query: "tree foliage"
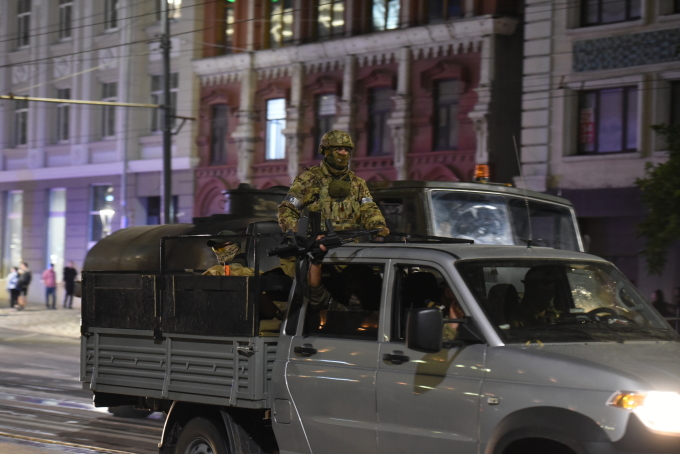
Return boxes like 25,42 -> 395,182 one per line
636,124 -> 680,275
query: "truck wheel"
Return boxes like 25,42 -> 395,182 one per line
175,417 -> 228,454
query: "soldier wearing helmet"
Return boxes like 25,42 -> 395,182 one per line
278,130 -> 389,236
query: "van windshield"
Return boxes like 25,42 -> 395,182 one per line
456,260 -> 678,344
430,191 -> 580,251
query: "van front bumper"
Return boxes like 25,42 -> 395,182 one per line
583,415 -> 680,454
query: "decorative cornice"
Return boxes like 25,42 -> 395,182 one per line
193,16 -> 518,83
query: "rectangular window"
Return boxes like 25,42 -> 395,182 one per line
4,191 -> 23,276
223,3 -> 235,54
17,0 -> 31,47
145,196 -> 178,225
316,94 -> 336,156
101,82 -> 117,138
56,88 -> 70,142
581,0 -> 641,26
578,86 -> 638,154
266,98 -> 287,160
368,87 -> 392,156
210,104 -> 229,165
372,0 -> 399,31
14,99 -> 28,146
269,0 -> 294,48
427,0 -> 462,23
318,0 -> 345,39
104,0 -> 118,29
304,263 -> 384,340
58,0 -> 72,39
46,188 -> 66,281
150,73 -> 178,132
672,81 -> 680,125
434,79 -> 459,150
89,185 -> 114,245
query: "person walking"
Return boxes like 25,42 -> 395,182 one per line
17,262 -> 31,310
63,261 -> 78,309
42,264 -> 57,310
6,266 -> 19,308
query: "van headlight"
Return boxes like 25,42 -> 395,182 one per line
608,391 -> 680,435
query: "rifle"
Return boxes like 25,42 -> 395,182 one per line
268,211 -> 381,261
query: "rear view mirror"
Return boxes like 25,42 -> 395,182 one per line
406,307 -> 443,353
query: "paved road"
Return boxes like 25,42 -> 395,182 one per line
0,304 -> 164,453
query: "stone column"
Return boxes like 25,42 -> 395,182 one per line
468,36 -> 494,166
334,55 -> 356,138
73,0 -> 94,166
387,47 -> 412,180
284,62 -> 305,183
28,0 -> 49,168
232,56 -> 257,184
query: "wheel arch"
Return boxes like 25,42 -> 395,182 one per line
484,406 -> 611,454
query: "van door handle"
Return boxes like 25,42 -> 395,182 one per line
383,351 -> 409,365
294,344 -> 317,357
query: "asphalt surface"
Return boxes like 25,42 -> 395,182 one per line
0,302 -> 164,454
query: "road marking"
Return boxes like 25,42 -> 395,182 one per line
0,431 -> 136,454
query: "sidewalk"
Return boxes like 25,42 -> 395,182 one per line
0,302 -> 80,339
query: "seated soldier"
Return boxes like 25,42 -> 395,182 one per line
511,265 -> 562,327
203,230 -> 254,276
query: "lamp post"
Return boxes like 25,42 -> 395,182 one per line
99,209 -> 115,238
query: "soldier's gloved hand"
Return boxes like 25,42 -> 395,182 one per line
202,265 -> 226,276
310,237 -> 328,265
377,227 -> 390,237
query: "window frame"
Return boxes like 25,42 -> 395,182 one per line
150,73 -> 178,133
301,262 -> 386,341
17,0 -> 31,48
433,79 -> 460,151
101,82 -> 117,138
56,88 -> 70,142
46,188 -> 66,281
210,104 -> 229,165
317,0 -> 345,39
576,85 -> 638,155
371,0 -> 400,32
580,0 -> 641,27
223,2 -> 235,54
315,93 -> 337,156
14,99 -> 29,147
426,0 -> 463,23
104,0 -> 118,30
58,0 -> 73,40
368,87 -> 393,156
265,98 -> 287,160
268,0 -> 294,49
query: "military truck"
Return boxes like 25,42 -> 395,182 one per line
80,222 -> 680,454
369,180 -> 583,251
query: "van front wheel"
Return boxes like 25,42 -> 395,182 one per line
175,417 -> 228,454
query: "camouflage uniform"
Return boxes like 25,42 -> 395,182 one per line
278,130 -> 387,233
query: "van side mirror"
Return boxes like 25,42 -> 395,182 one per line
406,307 -> 443,353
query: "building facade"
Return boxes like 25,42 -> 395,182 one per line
0,0 -> 202,303
520,0 -> 680,295
192,0 -> 524,217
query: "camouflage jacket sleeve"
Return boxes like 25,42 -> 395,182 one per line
278,173 -> 311,232
357,180 -> 387,230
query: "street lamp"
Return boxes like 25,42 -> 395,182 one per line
99,209 -> 115,238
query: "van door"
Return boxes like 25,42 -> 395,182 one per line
285,262 -> 386,454
376,263 -> 485,454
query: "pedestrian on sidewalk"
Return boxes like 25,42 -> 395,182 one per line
17,262 -> 31,310
5,266 -> 19,308
63,261 -> 78,309
42,264 -> 57,310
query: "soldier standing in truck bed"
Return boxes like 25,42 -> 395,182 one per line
278,130 -> 390,236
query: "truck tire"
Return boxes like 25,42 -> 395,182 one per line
175,417 -> 228,454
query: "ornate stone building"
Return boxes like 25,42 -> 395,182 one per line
192,0 -> 523,217
519,0 -> 680,295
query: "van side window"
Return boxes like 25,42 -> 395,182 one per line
392,265 -> 464,342
303,263 -> 384,341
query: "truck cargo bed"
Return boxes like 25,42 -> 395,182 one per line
81,329 -> 278,409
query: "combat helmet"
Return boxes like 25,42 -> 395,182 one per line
319,130 -> 354,156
